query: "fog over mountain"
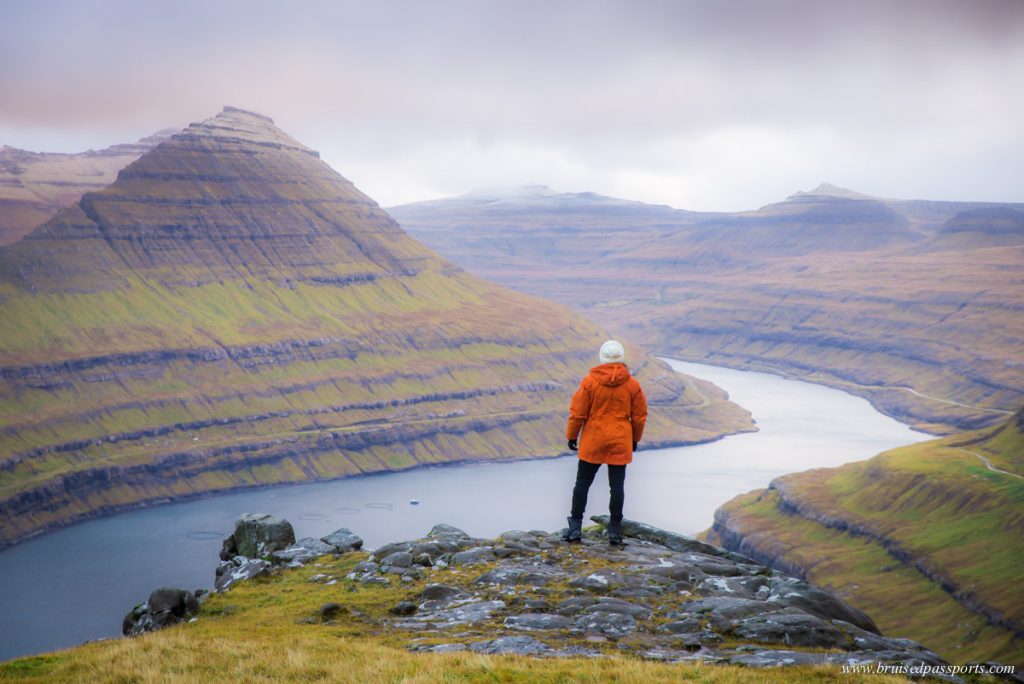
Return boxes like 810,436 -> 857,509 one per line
1,0 -> 1022,211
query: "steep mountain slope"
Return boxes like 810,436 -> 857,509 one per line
0,108 -> 753,548
0,131 -> 172,245
704,410 -> 1024,666
391,185 -> 1024,433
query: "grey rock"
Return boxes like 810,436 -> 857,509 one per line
473,565 -> 561,587
215,556 -> 272,592
583,597 -> 652,620
569,570 -> 627,592
699,574 -> 770,598
413,643 -> 467,653
351,561 -> 379,574
731,610 -> 849,649
402,600 -> 506,627
381,551 -> 414,568
504,613 -> 573,631
767,576 -> 880,634
451,547 -> 496,566
677,596 -> 782,622
427,524 -> 470,539
320,528 -> 363,553
420,583 -> 466,602
556,596 -> 598,616
469,636 -> 550,655
730,649 -> 833,667
271,537 -> 334,566
574,611 -> 637,638
122,587 -> 199,637
219,513 -> 295,560
372,541 -> 413,560
590,515 -> 755,564
147,587 -> 200,617
659,617 -> 703,634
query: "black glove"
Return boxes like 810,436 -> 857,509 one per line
632,441 -> 638,451
568,439 -> 578,451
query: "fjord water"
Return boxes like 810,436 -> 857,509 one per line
0,361 -> 927,661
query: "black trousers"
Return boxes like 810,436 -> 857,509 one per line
570,460 -> 625,522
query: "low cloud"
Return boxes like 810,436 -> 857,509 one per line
1,0 -> 1022,209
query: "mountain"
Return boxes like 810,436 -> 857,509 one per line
390,185 -> 696,275
0,108 -> 753,548
0,130 -> 173,245
0,517 -> 959,681
705,410 -> 1024,666
391,185 -> 1024,433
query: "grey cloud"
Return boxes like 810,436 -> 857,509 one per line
1,0 -> 1021,209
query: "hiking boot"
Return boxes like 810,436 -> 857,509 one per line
608,519 -> 625,546
563,516 -> 582,543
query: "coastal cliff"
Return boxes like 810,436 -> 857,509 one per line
705,410 -> 1024,666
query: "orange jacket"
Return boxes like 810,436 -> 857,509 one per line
566,363 -> 648,465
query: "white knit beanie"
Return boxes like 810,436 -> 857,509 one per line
599,340 -> 625,364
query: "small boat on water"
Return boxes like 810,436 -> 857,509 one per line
409,499 -> 420,505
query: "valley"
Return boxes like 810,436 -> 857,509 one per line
0,109 -> 752,549
391,185 -> 1024,434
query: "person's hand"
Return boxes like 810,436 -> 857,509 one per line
632,441 -> 638,451
568,439 -> 578,451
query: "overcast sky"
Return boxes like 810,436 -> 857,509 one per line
1,0 -> 1022,210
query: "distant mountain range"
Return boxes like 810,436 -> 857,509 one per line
390,184 -> 1024,433
0,130 -> 175,246
0,108 -> 752,548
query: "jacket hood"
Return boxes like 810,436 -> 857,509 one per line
590,363 -> 631,387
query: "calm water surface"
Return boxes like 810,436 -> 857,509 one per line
0,360 -> 928,661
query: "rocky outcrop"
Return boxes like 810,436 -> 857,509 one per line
200,516 -> 946,669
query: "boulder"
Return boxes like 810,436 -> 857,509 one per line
122,587 -> 200,637
320,528 -> 363,553
219,513 -> 295,560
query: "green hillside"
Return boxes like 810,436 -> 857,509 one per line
705,410 -> 1024,666
0,108 -> 753,548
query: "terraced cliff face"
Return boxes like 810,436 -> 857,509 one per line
0,131 -> 172,246
704,410 -> 1024,666
391,185 -> 1024,433
0,108 -> 753,548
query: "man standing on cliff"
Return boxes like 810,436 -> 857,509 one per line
563,340 -> 648,546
